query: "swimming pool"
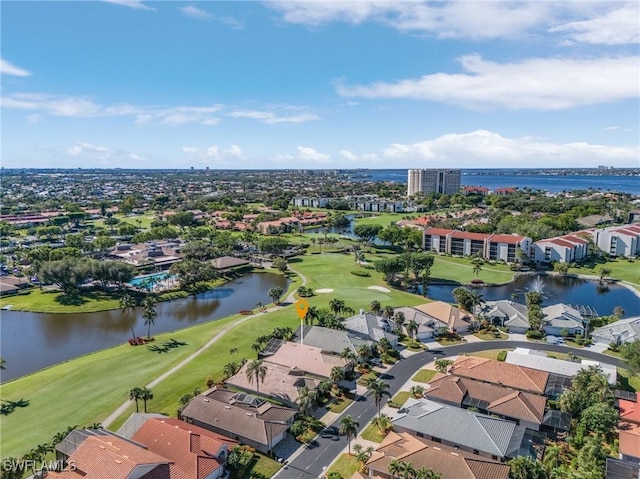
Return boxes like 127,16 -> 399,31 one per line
129,272 -> 175,287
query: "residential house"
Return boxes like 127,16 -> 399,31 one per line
179,388 -> 296,454
477,300 -> 530,334
449,356 -> 549,396
392,306 -> 449,340
412,301 -> 474,334
342,312 -> 399,346
542,304 -> 586,336
618,422 -> 640,463
532,234 -> 589,264
591,316 -> 640,346
425,375 -> 547,430
392,397 -> 545,461
590,223 -> 640,258
618,392 -> 640,426
462,186 -> 490,196
294,325 -> 377,356
361,430 -> 510,479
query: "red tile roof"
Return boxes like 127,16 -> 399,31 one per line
450,230 -> 488,241
424,227 -> 455,237
619,422 -> 640,459
619,393 -> 640,425
132,418 -> 237,479
488,234 -> 526,245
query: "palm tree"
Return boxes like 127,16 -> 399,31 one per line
357,344 -> 371,365
142,296 -> 157,340
339,415 -> 359,455
401,462 -> 416,479
388,459 -> 405,479
329,298 -> 346,318
246,359 -> 267,394
120,293 -> 138,341
600,267 -> 612,281
473,263 -> 482,279
229,347 -> 239,359
140,387 -> 153,412
330,366 -> 345,387
370,300 -> 381,315
382,305 -> 395,320
406,319 -> 419,339
393,311 -> 406,333
377,337 -> 393,356
267,286 -> 284,305
129,387 -> 143,413
372,413 -> 392,434
295,386 -> 317,416
415,466 -> 441,479
368,379 -> 391,417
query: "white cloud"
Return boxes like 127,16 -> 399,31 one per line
297,146 -> 331,163
66,142 -> 147,165
1,93 -> 223,125
182,145 -> 246,162
550,3 -> 639,45
339,149 -> 359,161
1,59 -> 31,77
226,145 -> 243,158
182,146 -> 198,153
229,109 -> 319,124
178,5 -> 212,19
336,55 -> 639,110
68,142 -> 109,156
372,130 -> 639,168
206,146 -> 220,158
102,0 -> 155,11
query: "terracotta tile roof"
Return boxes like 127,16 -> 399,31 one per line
265,341 -> 347,378
424,227 -> 455,236
450,230 -> 489,241
619,422 -> 640,459
450,356 -> 549,395
366,431 -> 510,479
488,234 -> 527,244
132,418 -> 236,479
426,375 -> 546,425
619,393 -> 640,424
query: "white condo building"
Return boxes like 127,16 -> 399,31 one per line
407,169 -> 461,197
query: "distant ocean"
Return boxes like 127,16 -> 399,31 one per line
348,169 -> 640,195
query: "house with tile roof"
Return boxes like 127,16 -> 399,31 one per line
392,398 -> 545,461
413,301 -> 474,334
449,356 -> 549,396
341,312 -> 399,345
477,300 -> 530,334
179,387 -> 296,454
361,430 -> 510,479
542,304 -> 586,336
618,393 -> 640,425
618,422 -> 640,463
425,375 -> 547,430
532,234 -> 589,264
591,223 -> 640,258
591,316 -> 640,346
293,325 -> 377,355
392,306 -> 449,340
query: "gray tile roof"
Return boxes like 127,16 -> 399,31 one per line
294,325 -> 373,354
591,316 -> 640,344
342,313 -> 398,343
543,304 -> 584,329
393,398 -> 526,458
480,301 -> 529,330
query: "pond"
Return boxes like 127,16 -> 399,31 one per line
425,275 -> 640,318
0,272 -> 290,381
304,214 -> 390,245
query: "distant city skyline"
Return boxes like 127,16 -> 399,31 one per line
1,1 -> 638,169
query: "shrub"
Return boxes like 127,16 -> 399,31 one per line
526,330 -> 543,339
497,351 -> 507,361
350,270 -> 371,277
328,473 -> 343,479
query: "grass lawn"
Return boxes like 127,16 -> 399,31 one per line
412,369 -> 437,383
470,349 -> 513,360
390,391 -> 412,408
357,370 -> 379,386
618,368 -> 640,392
360,423 -> 386,443
89,214 -> 156,231
430,256 -> 515,285
327,396 -> 353,414
250,453 -> 282,478
354,213 -> 421,228
473,331 -> 509,341
567,257 -> 640,291
327,453 -> 360,479
437,337 -> 466,346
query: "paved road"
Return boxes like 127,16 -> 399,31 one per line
275,341 -> 626,479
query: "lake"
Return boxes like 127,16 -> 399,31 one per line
0,272 -> 290,382
425,275 -> 640,318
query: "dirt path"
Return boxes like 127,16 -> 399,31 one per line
102,267 -> 307,429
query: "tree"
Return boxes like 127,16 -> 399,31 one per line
169,259 -> 217,297
508,456 -> 546,479
435,359 -> 453,373
599,267 -> 612,280
140,387 -> 153,412
415,466 -> 441,479
621,340 -> 640,376
374,257 -> 405,283
525,291 -> 543,308
372,413 -> 393,434
368,379 -> 391,417
472,262 -> 482,279
129,387 -> 143,413
295,386 -> 317,416
259,237 -> 290,255
353,224 -> 383,245
304,305 -> 320,326
120,293 -> 138,341
370,300 -> 381,315
452,287 -> 475,312
229,347 -> 239,359
400,462 -> 416,479
268,286 -> 284,305
559,365 -> 613,417
388,459 -> 404,479
330,366 -> 345,387
39,257 -> 91,296
393,312 -> 406,333
272,257 -> 288,273
580,402 -> 619,435
406,319 -> 419,339
329,298 -> 346,318
246,359 -> 267,394
168,211 -> 195,231
408,252 -> 434,282
141,296 -> 158,340
613,305 -> 625,319
339,415 -> 359,455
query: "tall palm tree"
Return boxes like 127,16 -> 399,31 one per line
246,359 -> 267,394
129,387 -> 143,413
329,298 -> 345,318
388,459 -> 405,479
415,466 -> 441,479
295,386 -> 317,416
393,312 -> 406,333
473,263 -> 482,279
267,287 -> 284,305
401,461 -> 416,479
370,300 -> 381,315
339,415 -> 359,455
406,319 -> 419,339
142,296 -> 157,340
372,413 -> 392,434
368,379 -> 391,417
383,305 -> 395,320
304,306 -> 319,326
140,387 -> 153,413
330,366 -> 345,387
229,347 -> 239,359
120,293 -> 137,341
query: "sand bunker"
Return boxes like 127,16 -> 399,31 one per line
368,286 -> 391,293
315,288 -> 335,293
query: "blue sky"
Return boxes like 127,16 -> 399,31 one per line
1,1 -> 638,169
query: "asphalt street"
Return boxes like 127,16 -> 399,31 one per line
274,341 -> 626,479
